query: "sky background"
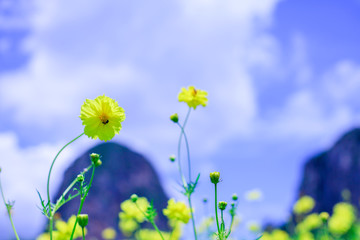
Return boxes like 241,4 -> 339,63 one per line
1,0 -> 360,239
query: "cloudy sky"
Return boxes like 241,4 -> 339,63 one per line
1,0 -> 360,238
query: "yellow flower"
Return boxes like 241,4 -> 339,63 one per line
135,228 -> 172,240
80,95 -> 125,141
163,198 -> 191,224
244,189 -> 263,202
102,227 -> 117,240
271,229 -> 290,240
118,197 -> 150,236
178,86 -> 208,109
119,219 -> 138,236
247,221 -> 260,233
296,213 -> 322,233
36,215 -> 84,240
293,196 -> 315,215
328,202 -> 356,236
119,197 -> 149,222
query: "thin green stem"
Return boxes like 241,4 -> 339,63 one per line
69,165 -> 96,240
176,108 -> 191,187
150,220 -> 165,240
82,227 -> 86,240
47,132 -> 84,240
0,174 -> 20,240
220,210 -> 225,230
53,164 -> 92,213
187,195 -> 198,240
176,123 -> 192,183
134,203 -> 165,240
226,214 -> 235,238
214,184 -> 220,234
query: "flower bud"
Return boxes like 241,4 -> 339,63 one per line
210,172 -> 220,184
320,212 -> 329,221
131,194 -> 138,203
77,214 -> 88,228
94,159 -> 102,167
218,201 -> 228,210
203,198 -> 208,203
169,155 -> 176,162
90,153 -> 100,164
0,167 -> 2,173
232,194 -> 238,201
77,174 -> 84,182
170,113 -> 179,123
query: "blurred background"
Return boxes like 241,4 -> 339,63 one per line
1,0 -> 360,239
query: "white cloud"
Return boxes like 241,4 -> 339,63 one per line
0,132 -> 80,238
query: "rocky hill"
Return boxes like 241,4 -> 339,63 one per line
53,142 -> 169,239
298,128 -> 360,213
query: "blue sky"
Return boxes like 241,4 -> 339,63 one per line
1,0 -> 360,238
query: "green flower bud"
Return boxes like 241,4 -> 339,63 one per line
232,194 -> 238,201
320,212 -> 329,222
94,159 -> 102,167
210,172 -> 220,184
77,174 -> 84,182
131,194 -> 138,203
90,153 -> 100,164
169,155 -> 176,162
203,198 -> 208,203
170,113 -> 179,123
77,214 -> 88,228
218,201 -> 228,210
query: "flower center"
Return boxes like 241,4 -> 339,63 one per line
99,113 -> 109,125
191,88 -> 197,96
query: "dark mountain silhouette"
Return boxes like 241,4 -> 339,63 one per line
53,142 -> 169,239
298,128 -> 360,213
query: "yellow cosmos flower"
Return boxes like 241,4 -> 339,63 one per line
163,198 -> 191,224
80,95 -> 125,141
293,196 -> 315,215
101,227 -> 117,240
178,86 -> 208,109
36,215 -> 84,240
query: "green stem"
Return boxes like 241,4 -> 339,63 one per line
69,165 -> 96,240
176,123 -> 192,183
135,203 -> 165,240
47,132 -> 84,240
82,227 -> 86,240
150,220 -> 165,240
220,210 -> 225,231
214,184 -> 220,234
0,174 -> 20,240
226,213 -> 235,238
187,195 -> 198,240
176,108 -> 191,187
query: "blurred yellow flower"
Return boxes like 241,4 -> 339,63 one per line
80,95 -> 125,141
247,221 -> 260,233
271,229 -> 290,240
135,228 -> 173,240
101,227 -> 117,240
118,197 -> 150,236
163,198 -> 191,224
293,196 -> 315,215
244,189 -> 263,202
36,215 -> 84,240
296,213 -> 322,233
328,202 -> 356,236
178,86 -> 208,109
119,219 -> 138,237
297,231 -> 314,240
